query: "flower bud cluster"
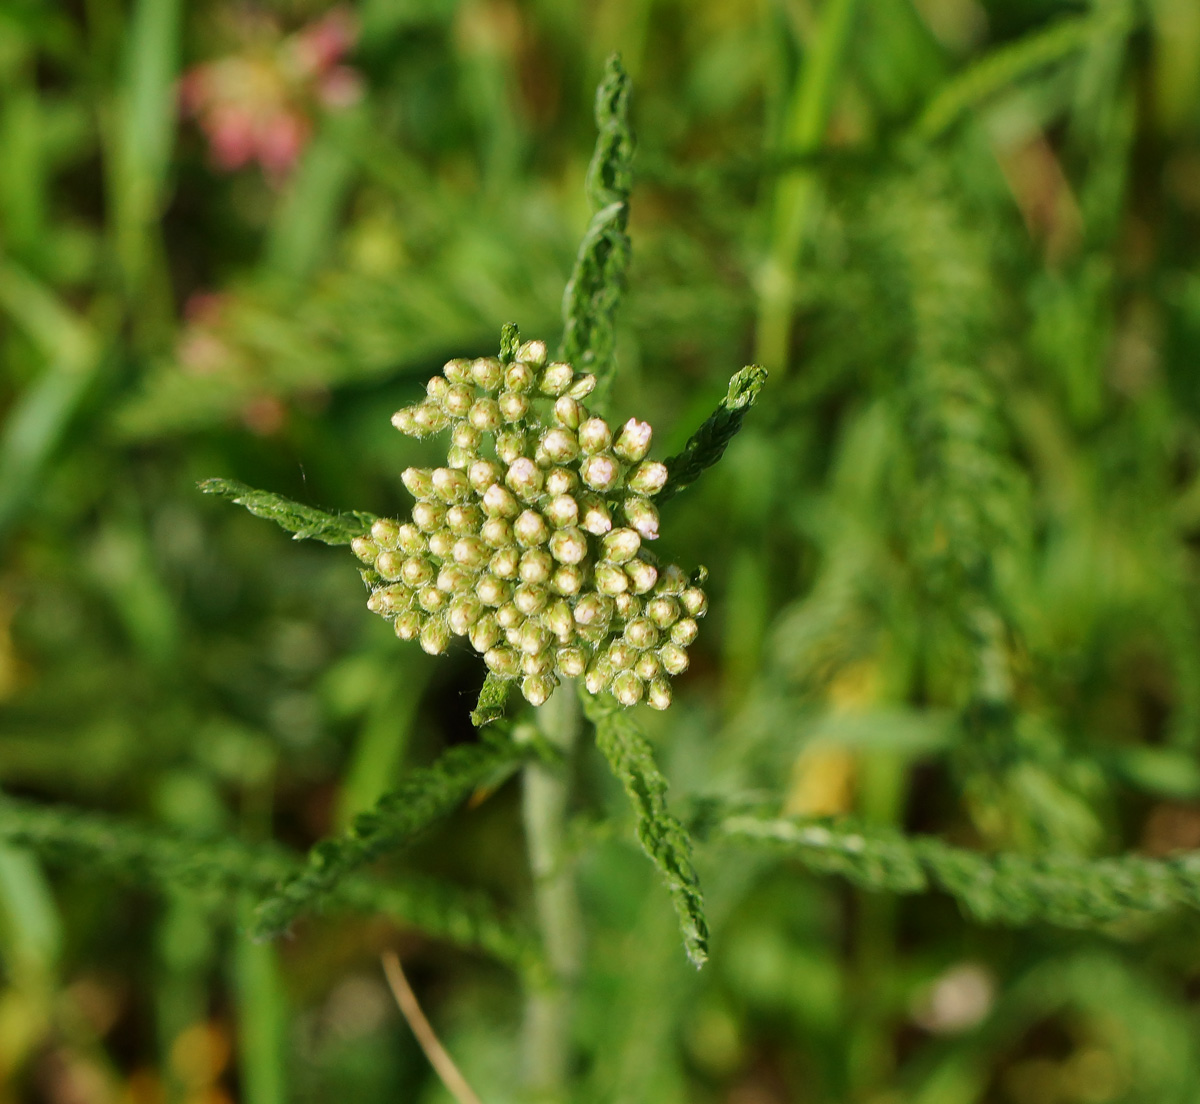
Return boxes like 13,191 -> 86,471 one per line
354,337 -> 706,709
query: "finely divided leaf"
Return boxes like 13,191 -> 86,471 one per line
199,477 -> 375,545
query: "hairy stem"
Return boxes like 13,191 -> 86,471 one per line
521,683 -> 583,1097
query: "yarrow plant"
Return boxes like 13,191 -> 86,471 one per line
351,327 -> 708,711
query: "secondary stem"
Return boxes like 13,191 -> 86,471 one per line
521,681 -> 583,1097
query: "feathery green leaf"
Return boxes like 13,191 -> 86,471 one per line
471,672 -> 513,728
198,477 -> 375,545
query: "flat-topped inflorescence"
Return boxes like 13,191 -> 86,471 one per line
351,334 -> 707,709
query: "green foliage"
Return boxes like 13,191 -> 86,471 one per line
199,478 -> 376,546
471,673 -> 512,728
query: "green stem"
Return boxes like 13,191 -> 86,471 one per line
521,682 -> 583,1097
754,0 -> 860,372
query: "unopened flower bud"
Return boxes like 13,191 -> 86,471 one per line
437,563 -> 473,593
402,467 -> 434,499
671,618 -> 699,646
581,455 -> 620,492
602,528 -> 641,564
447,595 -> 483,635
370,518 -> 401,548
635,652 -> 662,682
482,484 -> 520,518
469,399 -> 502,432
468,460 -> 504,494
657,564 -> 687,595
544,599 -> 575,640
549,527 -> 588,565
595,563 -> 629,596
517,339 -> 547,366
553,396 -> 584,429
443,357 -> 472,384
578,417 -> 612,454
420,620 -> 450,655
544,494 -> 579,528
418,586 -> 447,612
519,549 -> 554,584
579,496 -> 612,534
469,613 -> 501,653
476,574 -> 511,607
499,391 -> 529,422
471,356 -> 502,390
556,646 -> 588,677
539,361 -> 574,395
447,504 -> 482,534
504,361 -> 537,392
412,403 -> 447,434
623,496 -> 659,539
391,407 -> 418,435
489,546 -> 520,579
367,584 -> 407,613
352,536 -> 379,564
446,446 -> 474,470
516,621 -> 550,655
497,602 -> 525,630
659,642 -> 689,675
443,383 -> 474,417
480,517 -> 513,548
485,646 -> 520,677
613,418 -> 653,463
545,467 -> 579,496
452,536 -> 489,569
522,651 -> 553,676
426,376 -> 449,403
506,458 -> 544,500
552,564 -> 584,595
394,610 -> 422,640
584,656 -> 613,695
428,529 -> 455,558
495,429 -> 526,464
541,428 -> 579,463
646,596 -> 681,628
567,374 -> 596,399
574,593 -> 613,626
522,674 -> 557,706
411,501 -> 446,532
625,618 -> 658,649
432,467 -> 469,502
628,461 -> 669,496
681,587 -> 708,617
647,679 -> 672,710
401,557 -> 435,587
514,583 -> 548,616
625,559 -> 659,594
452,423 -> 482,451
375,550 -> 405,580
396,524 -> 425,553
612,670 -> 644,706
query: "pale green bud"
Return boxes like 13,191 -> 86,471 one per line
584,656 -> 613,695
481,517 -> 513,548
499,391 -> 529,422
567,374 -> 596,400
391,407 -> 418,435
628,460 -> 669,496
402,467 -> 434,499
612,670 -> 644,707
411,501 -> 446,532
635,652 -> 662,682
595,563 -> 629,596
432,467 -> 469,503
519,549 -> 554,584
469,399 -> 502,432
625,559 -> 659,594
447,446 -> 474,470
602,528 -> 641,564
447,595 -> 483,635
671,618 -> 699,646
552,564 -> 584,596
468,460 -> 504,494
427,529 -> 456,559
469,613 -> 501,653
370,518 -> 401,548
447,504 -> 482,535
659,642 -> 689,675
476,574 -> 511,607
646,596 -> 681,628
489,546 -> 520,579
608,641 -> 637,671
539,362 -> 574,396
522,674 -> 556,706
437,563 -> 473,593
471,356 -> 503,390
544,599 -> 575,640
657,564 -> 688,595
541,428 -> 579,464
506,458 -> 544,500
418,586 -> 447,613
452,423 -> 482,451
412,403 -> 447,434
549,527 -> 588,565
556,646 -> 588,678
581,455 -> 620,493
484,646 -> 520,677
514,583 -> 548,617
578,417 -> 612,454
517,621 -> 550,656
545,467 -> 579,496
504,361 -> 537,392
394,610 -> 422,640
375,550 -> 405,581
625,618 -> 659,649
522,651 -> 554,676
352,536 -> 379,564
452,536 -> 489,569
443,358 -> 472,384
514,510 -> 549,547
579,496 -> 612,535
573,593 -> 613,627
544,494 -> 579,528
367,584 -> 408,613
613,418 -> 653,463
681,587 -> 708,617
443,383 -> 474,417
482,484 -> 520,518
517,339 -> 547,367
420,620 -> 450,655
553,396 -> 584,429
426,376 -> 449,403
496,601 -> 524,630
395,524 -> 425,554
401,556 -> 435,588
647,679 -> 672,710
495,429 -> 526,465
623,496 -> 660,540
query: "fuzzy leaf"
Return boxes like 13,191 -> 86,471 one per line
199,477 -> 375,545
471,673 -> 513,728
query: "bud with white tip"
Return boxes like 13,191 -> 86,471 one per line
625,559 -> 659,594
612,670 -> 644,706
522,674 -> 557,706
578,418 -> 613,454
420,620 -> 450,655
539,362 -> 574,395
517,339 -> 547,366
613,419 -> 653,463
549,527 -> 588,565
628,461 -> 669,496
402,467 -> 434,499
471,357 -> 503,390
352,537 -> 379,564
519,549 -> 554,584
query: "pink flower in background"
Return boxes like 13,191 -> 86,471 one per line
180,7 -> 363,182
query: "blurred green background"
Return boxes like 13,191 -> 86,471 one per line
4,0 -> 1200,1100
